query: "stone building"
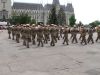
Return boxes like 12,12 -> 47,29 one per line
0,0 -> 74,25
0,0 -> 11,21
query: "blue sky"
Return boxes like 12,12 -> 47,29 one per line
13,0 -> 100,24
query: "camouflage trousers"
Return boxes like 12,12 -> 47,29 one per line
12,33 -> 15,40
32,35 -> 36,45
44,34 -> 50,43
63,37 -> 69,45
50,36 -> 56,46
26,38 -> 31,48
37,38 -> 43,47
56,34 -> 60,40
96,35 -> 100,42
87,35 -> 94,44
72,35 -> 78,43
8,33 -> 11,39
16,34 -> 20,43
81,36 -> 87,45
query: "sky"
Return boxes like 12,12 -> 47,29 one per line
13,0 -> 100,24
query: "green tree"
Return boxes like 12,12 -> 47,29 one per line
89,20 -> 100,27
30,19 -> 36,24
69,14 -> 76,27
57,8 -> 66,25
48,5 -> 58,25
9,13 -> 31,25
9,15 -> 19,25
19,13 -> 31,24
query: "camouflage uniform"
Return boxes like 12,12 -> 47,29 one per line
63,27 -> 69,45
7,26 -> 11,39
70,28 -> 74,39
55,28 -> 60,40
96,26 -> 100,42
11,26 -> 16,40
71,27 -> 78,43
14,26 -> 17,42
15,26 -> 21,43
50,27 -> 56,46
31,27 -> 36,45
25,26 -> 31,48
44,27 -> 50,44
22,27 -> 26,46
37,27 -> 44,47
87,28 -> 94,44
80,27 -> 87,45
60,27 -> 63,38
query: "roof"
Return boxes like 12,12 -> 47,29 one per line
12,2 -> 74,12
60,5 -> 66,10
66,3 -> 74,12
52,0 -> 60,5
12,2 -> 44,10
44,4 -> 66,10
44,4 -> 52,10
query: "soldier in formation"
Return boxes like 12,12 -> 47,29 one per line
37,26 -> 44,47
50,25 -> 57,46
7,24 -> 100,48
7,26 -> 12,39
80,26 -> 87,45
31,25 -> 37,45
87,27 -> 94,44
95,26 -> 100,42
70,26 -> 78,43
63,26 -> 69,45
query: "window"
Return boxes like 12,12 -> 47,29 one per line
3,3 -> 5,8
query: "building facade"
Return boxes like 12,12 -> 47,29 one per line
0,0 -> 74,25
0,0 -> 11,21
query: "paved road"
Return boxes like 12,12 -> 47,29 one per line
0,30 -> 100,75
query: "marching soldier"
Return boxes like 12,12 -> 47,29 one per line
44,26 -> 50,44
37,26 -> 44,47
63,26 -> 69,45
96,26 -> 100,42
15,26 -> 21,43
71,26 -> 78,43
60,26 -> 63,38
70,27 -> 74,39
87,27 -> 94,44
79,27 -> 82,40
50,26 -> 57,46
55,26 -> 60,40
22,25 -> 26,46
7,26 -> 12,39
14,26 -> 17,42
11,26 -> 16,40
31,25 -> 36,45
25,25 -> 31,48
80,26 -> 87,45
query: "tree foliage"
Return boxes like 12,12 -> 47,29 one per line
19,13 -> 31,24
69,14 -> 76,27
89,20 -> 100,27
48,5 -> 58,25
9,13 -> 31,25
57,8 -> 66,25
30,19 -> 36,25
